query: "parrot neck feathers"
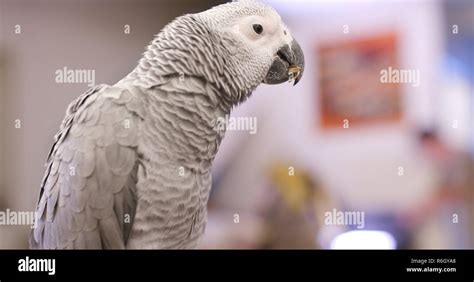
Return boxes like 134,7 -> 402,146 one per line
128,14 -> 260,108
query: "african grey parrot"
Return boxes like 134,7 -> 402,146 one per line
30,0 -> 304,249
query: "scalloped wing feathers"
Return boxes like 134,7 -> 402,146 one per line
30,85 -> 142,249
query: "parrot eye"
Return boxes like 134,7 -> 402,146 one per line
253,24 -> 263,35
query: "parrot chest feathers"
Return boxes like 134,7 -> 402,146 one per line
127,158 -> 212,249
122,82 -> 226,248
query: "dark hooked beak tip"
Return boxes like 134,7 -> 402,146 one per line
264,39 -> 305,86
293,77 -> 301,86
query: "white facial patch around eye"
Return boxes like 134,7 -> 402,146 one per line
234,15 -> 267,40
229,14 -> 285,55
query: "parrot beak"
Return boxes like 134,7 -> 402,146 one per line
263,39 -> 305,86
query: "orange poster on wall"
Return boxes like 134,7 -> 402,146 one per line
318,33 -> 402,128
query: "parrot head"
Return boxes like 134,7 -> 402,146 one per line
195,0 -> 305,89
136,0 -> 305,104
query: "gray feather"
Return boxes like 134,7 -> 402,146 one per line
30,85 -> 141,249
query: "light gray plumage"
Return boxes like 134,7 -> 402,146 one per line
30,0 -> 304,249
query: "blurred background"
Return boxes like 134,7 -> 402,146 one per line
0,0 -> 472,249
